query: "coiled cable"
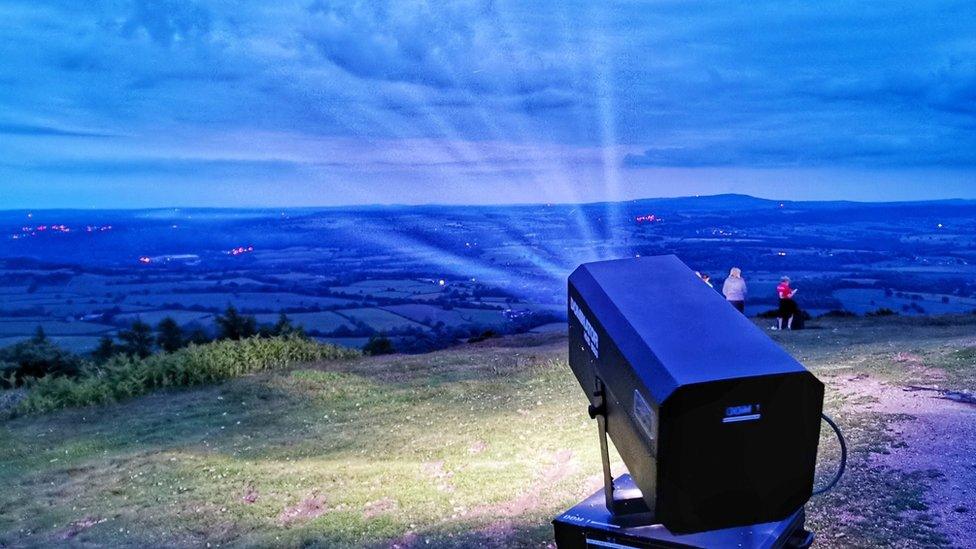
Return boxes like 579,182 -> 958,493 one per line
813,412 -> 847,496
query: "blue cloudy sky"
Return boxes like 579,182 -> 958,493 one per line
1,0 -> 975,208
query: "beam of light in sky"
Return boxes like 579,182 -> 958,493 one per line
346,216 -> 565,295
488,0 -> 603,263
591,4 -> 627,260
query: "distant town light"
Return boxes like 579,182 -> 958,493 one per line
138,256 -> 152,264
937,223 -> 944,229
438,279 -> 446,286
227,245 -> 255,256
777,251 -> 788,256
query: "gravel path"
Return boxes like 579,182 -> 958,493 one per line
844,372 -> 976,548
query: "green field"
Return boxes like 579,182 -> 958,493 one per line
1,317 -> 974,547
380,304 -> 471,326
0,320 -> 115,336
0,335 -> 106,354
123,292 -> 356,311
316,336 -> 372,349
254,312 -> 355,333
834,288 -> 976,315
335,308 -> 428,332
379,304 -> 514,329
331,279 -> 444,298
113,310 -> 216,326
454,308 -> 509,326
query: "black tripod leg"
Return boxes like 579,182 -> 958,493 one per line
588,378 -> 616,513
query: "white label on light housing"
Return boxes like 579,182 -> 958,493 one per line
723,403 -> 762,423
570,297 -> 599,358
632,390 -> 656,441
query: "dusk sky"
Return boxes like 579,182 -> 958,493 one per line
2,0 -> 975,208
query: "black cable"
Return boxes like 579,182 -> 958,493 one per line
813,412 -> 847,496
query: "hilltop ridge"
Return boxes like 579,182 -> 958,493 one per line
1,315 -> 974,547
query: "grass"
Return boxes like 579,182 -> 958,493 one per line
0,317 -> 974,547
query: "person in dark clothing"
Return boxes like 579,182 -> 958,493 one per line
776,276 -> 798,330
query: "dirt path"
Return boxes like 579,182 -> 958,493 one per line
388,450 -> 579,548
840,372 -> 976,548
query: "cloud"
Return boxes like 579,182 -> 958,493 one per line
623,128 -> 976,168
15,157 -> 301,177
302,0 -> 571,95
0,122 -> 115,138
119,0 -> 213,47
1,0 -> 975,206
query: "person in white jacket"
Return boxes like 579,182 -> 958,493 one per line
722,267 -> 748,313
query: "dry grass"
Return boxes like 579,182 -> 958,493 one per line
0,317 -> 973,548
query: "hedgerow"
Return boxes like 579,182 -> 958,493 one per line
15,336 -> 359,415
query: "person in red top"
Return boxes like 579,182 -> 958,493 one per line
777,276 -> 798,330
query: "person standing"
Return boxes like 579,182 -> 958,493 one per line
777,276 -> 798,330
722,267 -> 748,313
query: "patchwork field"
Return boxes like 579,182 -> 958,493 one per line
379,305 -> 508,328
833,288 -> 976,315
0,320 -> 114,336
253,312 -> 356,333
0,269 -> 547,353
1,316 -> 973,548
123,293 -> 356,312
335,308 -> 428,332
113,310 -> 216,326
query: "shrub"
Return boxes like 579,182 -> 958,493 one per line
260,313 -> 305,338
820,310 -> 858,318
757,308 -> 812,321
15,335 -> 360,415
215,305 -> 258,340
156,317 -> 185,353
467,330 -> 497,343
0,335 -> 86,388
92,336 -> 119,364
867,308 -> 898,317
363,335 -> 395,356
118,320 -> 155,358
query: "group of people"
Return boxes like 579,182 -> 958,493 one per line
696,268 -> 800,330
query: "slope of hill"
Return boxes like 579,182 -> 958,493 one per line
1,316 -> 974,548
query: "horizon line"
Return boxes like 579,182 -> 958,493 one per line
2,192 -> 974,213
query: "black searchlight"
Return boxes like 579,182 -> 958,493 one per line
553,255 -> 831,548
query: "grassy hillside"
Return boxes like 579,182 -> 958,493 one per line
1,316 -> 975,548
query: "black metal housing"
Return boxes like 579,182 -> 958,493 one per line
567,255 -> 824,534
